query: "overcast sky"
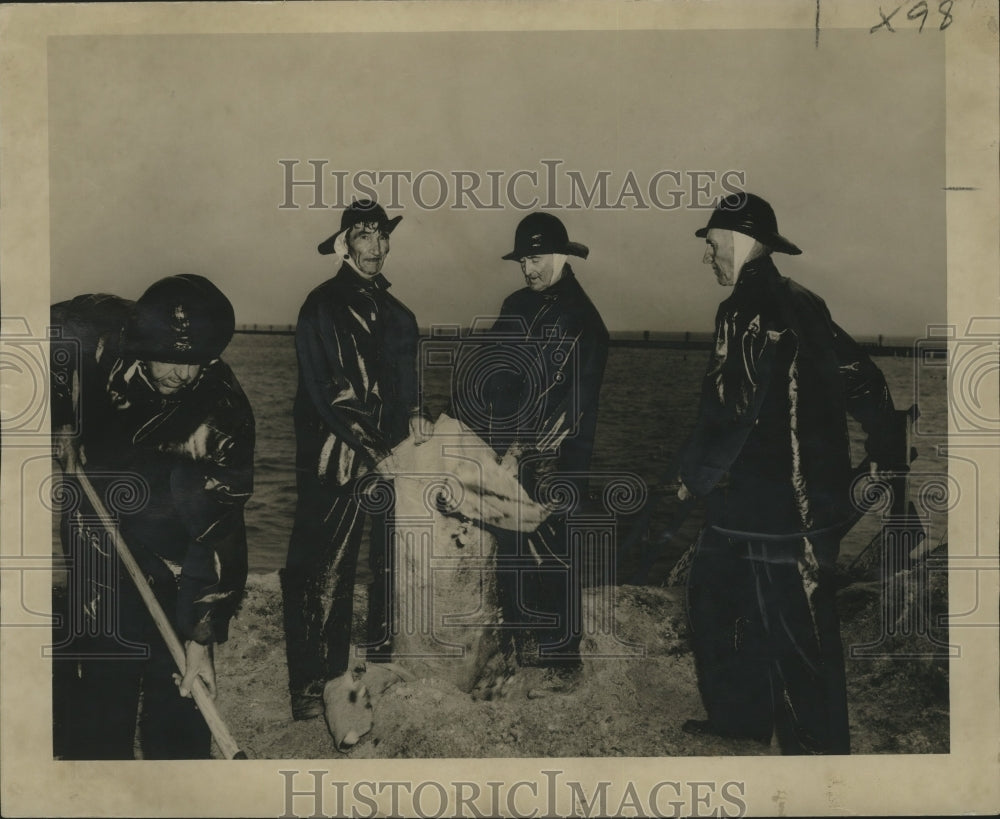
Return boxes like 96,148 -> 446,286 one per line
48,28 -> 944,336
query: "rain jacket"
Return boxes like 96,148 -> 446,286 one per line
50,294 -> 254,644
292,263 -> 419,487
461,265 -> 609,496
679,255 -> 896,537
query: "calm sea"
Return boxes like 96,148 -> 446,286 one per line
223,333 -> 948,575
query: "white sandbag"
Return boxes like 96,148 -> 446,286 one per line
380,414 -> 546,692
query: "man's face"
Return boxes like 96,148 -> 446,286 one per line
703,228 -> 736,286
146,361 -> 202,395
347,222 -> 390,277
520,254 -> 557,291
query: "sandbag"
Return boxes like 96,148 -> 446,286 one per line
381,414 -> 547,692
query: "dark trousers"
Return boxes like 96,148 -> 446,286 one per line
282,476 -> 393,698
686,527 -> 850,755
494,515 -> 582,666
51,565 -> 211,760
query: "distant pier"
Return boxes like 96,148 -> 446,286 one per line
233,325 -> 945,358
235,324 -> 296,335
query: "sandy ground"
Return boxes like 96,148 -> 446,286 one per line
212,549 -> 949,760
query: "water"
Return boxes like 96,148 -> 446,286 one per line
223,333 -> 948,574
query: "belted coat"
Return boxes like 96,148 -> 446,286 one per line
679,255 -> 896,539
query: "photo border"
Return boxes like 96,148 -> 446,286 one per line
1,1 -> 997,816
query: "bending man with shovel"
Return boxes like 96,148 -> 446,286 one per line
51,275 -> 254,759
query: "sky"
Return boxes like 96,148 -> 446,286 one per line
47,28 -> 945,336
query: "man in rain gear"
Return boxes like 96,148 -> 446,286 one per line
454,212 -> 609,691
50,274 -> 254,759
678,192 -> 898,754
282,199 -> 420,748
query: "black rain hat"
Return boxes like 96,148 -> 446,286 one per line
502,212 -> 590,261
695,192 -> 802,255
318,199 -> 402,255
123,274 -> 235,364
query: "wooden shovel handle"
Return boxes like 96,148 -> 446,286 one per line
73,469 -> 246,760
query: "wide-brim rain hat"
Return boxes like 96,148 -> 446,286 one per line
318,198 -> 402,255
502,211 -> 589,261
123,274 -> 235,363
695,192 -> 801,255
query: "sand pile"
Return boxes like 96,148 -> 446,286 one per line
212,548 -> 949,759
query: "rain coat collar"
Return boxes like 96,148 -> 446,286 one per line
731,255 -> 780,298
335,262 -> 392,293
535,264 -> 579,300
